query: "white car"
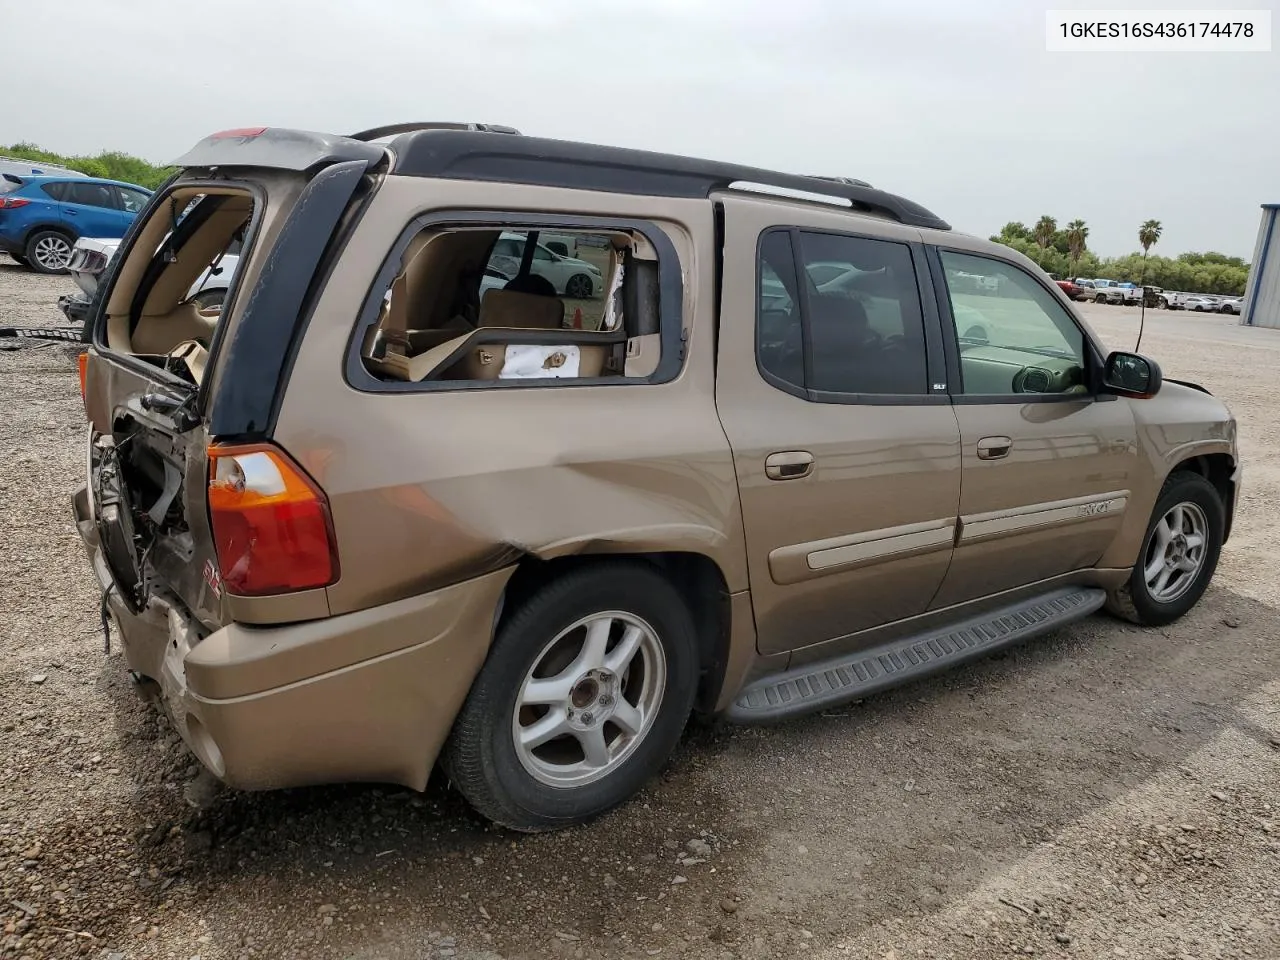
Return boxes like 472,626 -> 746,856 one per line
488,232 -> 604,299
67,236 -> 238,307
1218,296 -> 1244,315
1182,295 -> 1219,312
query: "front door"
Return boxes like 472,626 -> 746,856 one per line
715,198 -> 962,656
927,247 -> 1140,608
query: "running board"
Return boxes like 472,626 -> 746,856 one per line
726,586 -> 1106,724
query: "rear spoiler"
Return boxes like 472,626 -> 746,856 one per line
169,123 -> 521,175
170,127 -> 387,173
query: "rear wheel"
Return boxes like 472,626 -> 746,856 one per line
1158,297 -> 1169,309
25,230 -> 74,274
1106,472 -> 1224,626
565,273 -> 594,299
444,562 -> 699,832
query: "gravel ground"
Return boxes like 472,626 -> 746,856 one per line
1,254 -> 1277,960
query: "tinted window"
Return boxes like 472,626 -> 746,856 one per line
800,232 -> 928,395
757,231 -> 803,389
939,250 -> 1088,396
756,230 -> 930,396
118,187 -> 149,213
40,182 -> 70,201
66,182 -> 118,209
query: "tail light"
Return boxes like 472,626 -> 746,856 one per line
210,127 -> 267,140
0,197 -> 30,209
207,443 -> 339,596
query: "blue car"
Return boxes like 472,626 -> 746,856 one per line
0,175 -> 152,274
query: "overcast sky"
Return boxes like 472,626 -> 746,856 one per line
7,0 -> 1276,258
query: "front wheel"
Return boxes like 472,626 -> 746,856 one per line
444,562 -> 699,832
25,230 -> 74,274
1158,297 -> 1169,309
1106,472 -> 1224,626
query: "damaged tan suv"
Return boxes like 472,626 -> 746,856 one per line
73,122 -> 1240,832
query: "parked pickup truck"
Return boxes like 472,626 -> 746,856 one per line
1092,280 -> 1142,305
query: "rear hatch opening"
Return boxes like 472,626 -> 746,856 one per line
98,184 -> 259,383
84,170 -> 343,637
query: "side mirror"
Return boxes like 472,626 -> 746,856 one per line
1103,351 -> 1162,397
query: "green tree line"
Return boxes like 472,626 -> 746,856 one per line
992,217 -> 1249,296
1,142 -> 173,190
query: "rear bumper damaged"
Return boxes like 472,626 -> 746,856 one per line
73,483 -> 510,791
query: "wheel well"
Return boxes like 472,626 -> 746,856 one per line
498,552 -> 732,714
22,223 -> 77,246
1171,453 -> 1236,541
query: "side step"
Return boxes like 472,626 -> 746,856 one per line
726,586 -> 1106,724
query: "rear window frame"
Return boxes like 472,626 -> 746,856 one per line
90,176 -> 268,403
343,210 -> 687,394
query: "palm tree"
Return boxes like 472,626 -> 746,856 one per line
1033,215 -> 1058,252
1138,219 -> 1162,257
1065,220 -> 1088,278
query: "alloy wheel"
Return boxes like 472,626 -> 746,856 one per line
512,611 -> 667,788
1143,501 -> 1209,603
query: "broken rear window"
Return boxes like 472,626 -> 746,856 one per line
357,224 -> 664,385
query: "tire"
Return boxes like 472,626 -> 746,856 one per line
1105,471 -> 1224,627
444,561 -> 700,832
564,273 -> 594,299
192,288 -> 226,311
24,230 -> 75,274
1158,297 -> 1169,310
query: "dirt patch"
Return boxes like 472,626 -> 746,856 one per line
1,261 -> 1276,959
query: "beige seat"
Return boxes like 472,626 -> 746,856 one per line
366,262 -> 610,383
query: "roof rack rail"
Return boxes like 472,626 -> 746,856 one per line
349,122 -> 521,142
387,131 -> 951,231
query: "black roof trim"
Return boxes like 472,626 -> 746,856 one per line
388,130 -> 950,230
349,121 -> 522,141
171,128 -> 385,173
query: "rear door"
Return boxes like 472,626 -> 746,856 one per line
715,197 -> 962,656
926,246 -> 1140,608
61,181 -> 125,237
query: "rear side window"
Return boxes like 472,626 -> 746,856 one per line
756,229 -> 930,397
354,220 -> 677,389
40,182 -> 70,201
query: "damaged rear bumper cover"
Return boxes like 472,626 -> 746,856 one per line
73,483 -> 510,792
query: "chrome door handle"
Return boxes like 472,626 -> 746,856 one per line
976,436 -> 1012,460
765,451 -> 814,480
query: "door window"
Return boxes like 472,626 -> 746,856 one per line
756,229 -> 930,397
938,250 -> 1088,397
65,182 -> 119,209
